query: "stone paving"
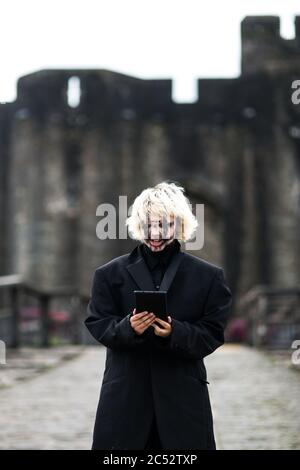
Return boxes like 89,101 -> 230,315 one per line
205,344 -> 300,450
0,346 -> 83,388
0,344 -> 299,450
0,346 -> 99,449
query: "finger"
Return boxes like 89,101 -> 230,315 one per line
151,323 -> 160,332
132,313 -> 155,326
153,317 -> 169,328
150,320 -> 160,329
141,316 -> 156,326
168,316 -> 172,323
152,324 -> 166,336
142,318 -> 155,330
131,312 -> 151,323
132,310 -> 149,318
138,317 -> 157,333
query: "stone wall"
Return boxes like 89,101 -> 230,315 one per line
0,16 -> 300,314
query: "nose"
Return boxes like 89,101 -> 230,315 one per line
150,225 -> 161,240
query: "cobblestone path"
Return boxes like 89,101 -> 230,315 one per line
0,344 -> 299,449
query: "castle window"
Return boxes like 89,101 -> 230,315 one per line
67,76 -> 81,108
172,77 -> 198,103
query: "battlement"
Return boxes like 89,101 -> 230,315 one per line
1,16 -> 299,124
241,16 -> 300,75
11,69 -> 242,125
15,69 -> 173,123
241,16 -> 280,40
242,15 -> 300,40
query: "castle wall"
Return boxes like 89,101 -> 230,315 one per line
1,16 -> 300,307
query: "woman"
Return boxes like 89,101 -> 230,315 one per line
85,181 -> 232,450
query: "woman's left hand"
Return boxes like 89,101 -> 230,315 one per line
151,315 -> 172,337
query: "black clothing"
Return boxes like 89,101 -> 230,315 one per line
85,242 -> 232,450
144,415 -> 163,450
139,239 -> 181,289
140,239 -> 180,449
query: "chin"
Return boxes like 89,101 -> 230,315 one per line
146,238 -> 174,251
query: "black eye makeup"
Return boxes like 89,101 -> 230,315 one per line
147,221 -> 174,228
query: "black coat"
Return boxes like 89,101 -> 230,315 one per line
84,242 -> 232,450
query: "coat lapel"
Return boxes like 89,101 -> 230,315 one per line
126,252 -> 155,291
126,243 -> 184,292
159,251 -> 184,292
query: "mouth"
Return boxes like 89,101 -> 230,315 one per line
149,239 -> 165,248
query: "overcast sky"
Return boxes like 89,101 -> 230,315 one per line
0,0 -> 299,103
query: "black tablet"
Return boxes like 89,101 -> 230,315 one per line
134,290 -> 168,321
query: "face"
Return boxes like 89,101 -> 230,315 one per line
142,213 -> 176,252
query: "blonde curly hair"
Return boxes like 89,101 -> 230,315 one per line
126,181 -> 198,242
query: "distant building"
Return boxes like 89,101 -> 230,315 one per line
0,16 -> 300,320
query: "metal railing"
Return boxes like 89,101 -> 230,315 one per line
0,275 -> 90,348
238,285 -> 300,348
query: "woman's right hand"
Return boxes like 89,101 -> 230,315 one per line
130,308 -> 156,335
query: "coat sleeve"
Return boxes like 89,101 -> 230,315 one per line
152,268 -> 232,360
84,268 -> 150,351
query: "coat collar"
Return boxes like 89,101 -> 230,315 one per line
139,239 -> 179,271
126,239 -> 184,292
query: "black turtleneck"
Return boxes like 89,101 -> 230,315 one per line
139,239 -> 181,290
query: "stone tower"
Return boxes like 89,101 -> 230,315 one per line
0,16 -> 300,317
